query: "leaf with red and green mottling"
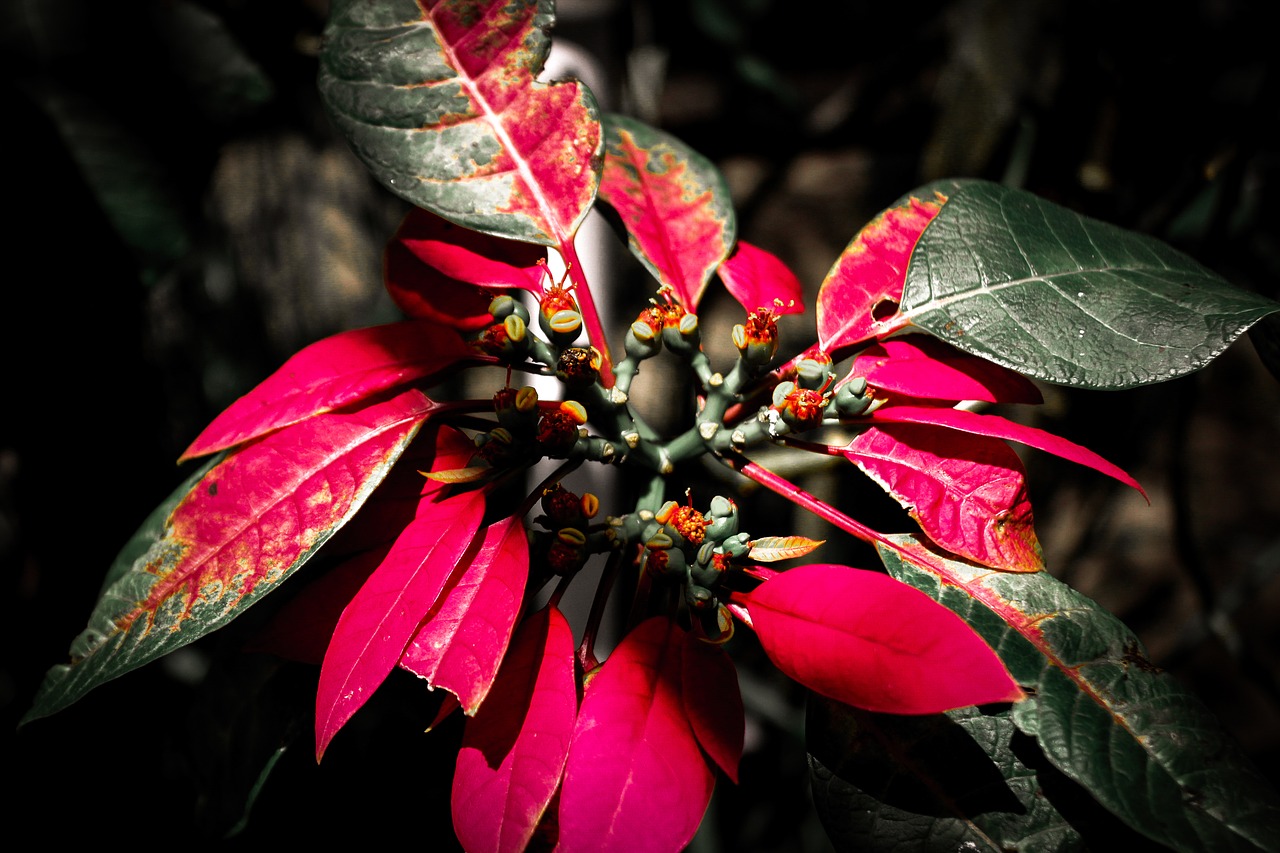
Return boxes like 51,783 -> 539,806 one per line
181,321 -> 468,462
817,188 -> 951,354
850,334 -> 1042,404
558,617 -> 715,853
748,535 -> 825,563
867,405 -> 1145,498
23,390 -> 434,725
878,534 -> 1280,852
319,0 -> 602,247
841,423 -> 1044,572
399,513 -> 529,713
682,633 -> 744,783
597,113 -> 735,311
315,488 -> 485,759
742,564 -> 1022,714
716,240 -> 804,316
247,423 -> 475,665
452,606 -> 577,853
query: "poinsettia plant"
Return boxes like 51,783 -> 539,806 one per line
22,1 -> 1280,850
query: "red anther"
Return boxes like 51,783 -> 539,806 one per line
556,346 -> 602,386
671,505 -> 709,545
541,484 -> 583,526
477,322 -> 510,354
545,539 -> 581,574
492,386 -> 519,412
536,410 -> 579,455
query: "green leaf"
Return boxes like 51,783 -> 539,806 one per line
807,697 -> 1094,852
597,113 -> 736,310
318,0 -> 602,247
877,534 -> 1280,852
901,180 -> 1280,389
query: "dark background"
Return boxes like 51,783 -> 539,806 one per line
3,0 -> 1278,848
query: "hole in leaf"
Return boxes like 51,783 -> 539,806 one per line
870,298 -> 899,322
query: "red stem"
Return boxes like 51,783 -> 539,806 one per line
717,450 -> 891,549
560,239 -> 616,388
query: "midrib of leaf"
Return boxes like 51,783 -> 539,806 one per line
423,2 -> 571,248
942,568 -> 1147,747
115,401 -> 429,638
615,131 -> 688,290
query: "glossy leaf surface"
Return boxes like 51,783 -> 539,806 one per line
716,240 -> 804,316
399,513 -> 529,713
598,113 -> 735,311
558,617 -> 715,852
319,0 -> 602,246
850,334 -> 1042,404
181,321 -> 466,461
315,488 -> 485,758
25,390 -> 434,724
842,424 -> 1044,572
743,564 -> 1023,713
880,534 -> 1280,851
807,698 -> 1090,852
900,180 -> 1280,388
452,607 -> 577,853
817,192 -> 945,353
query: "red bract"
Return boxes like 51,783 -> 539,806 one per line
180,321 -> 468,461
742,564 -> 1023,713
816,193 -> 943,353
315,488 -> 486,759
399,513 -> 530,713
452,607 -> 577,853
557,617 -> 719,853
851,334 -> 1041,404
717,239 -> 806,317
385,208 -> 550,331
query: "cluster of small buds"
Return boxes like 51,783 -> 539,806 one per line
533,483 -> 601,575
623,295 -> 699,361
634,495 -> 745,643
473,386 -> 590,466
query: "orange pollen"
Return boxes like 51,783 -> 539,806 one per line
671,505 -> 708,544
